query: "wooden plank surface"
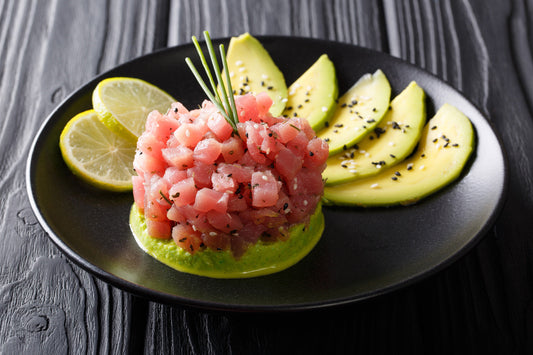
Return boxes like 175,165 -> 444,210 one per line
0,0 -> 531,353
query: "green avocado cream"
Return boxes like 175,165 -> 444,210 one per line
129,204 -> 325,278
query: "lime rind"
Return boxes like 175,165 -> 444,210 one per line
59,110 -> 136,192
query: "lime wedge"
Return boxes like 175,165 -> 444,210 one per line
59,110 -> 137,191
92,77 -> 175,141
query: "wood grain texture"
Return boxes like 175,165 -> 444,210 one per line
0,0 -> 532,354
0,0 -> 166,353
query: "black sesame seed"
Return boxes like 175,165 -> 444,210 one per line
433,138 -> 438,143
341,164 -> 348,168
395,171 -> 401,176
325,121 -> 330,127
267,86 -> 273,90
341,103 -> 347,108
334,123 -> 344,128
390,154 -> 396,158
431,126 -> 437,130
391,176 -> 398,181
343,144 -> 347,150
309,151 -> 314,156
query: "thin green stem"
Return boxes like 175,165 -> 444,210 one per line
191,36 -> 223,106
203,32 -> 233,124
220,44 -> 239,125
185,31 -> 240,133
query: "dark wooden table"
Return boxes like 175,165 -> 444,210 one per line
2,0 -> 532,353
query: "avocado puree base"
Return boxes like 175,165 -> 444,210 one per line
129,203 -> 324,278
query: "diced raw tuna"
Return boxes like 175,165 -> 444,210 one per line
168,177 -> 197,207
132,175 -> 145,210
193,188 -> 229,213
146,219 -> 171,239
271,121 -> 300,143
206,211 -> 243,233
207,112 -> 233,141
163,167 -> 188,185
251,171 -> 280,207
220,136 -> 245,163
187,162 -> 215,188
235,94 -> 259,123
275,147 -> 302,181
172,224 -> 203,254
133,92 -> 329,257
161,146 -> 194,169
211,172 -> 237,193
304,138 -> 329,168
174,122 -> 207,147
286,131 -> 309,159
193,138 -> 221,164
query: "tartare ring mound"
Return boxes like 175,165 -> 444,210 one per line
131,92 -> 328,276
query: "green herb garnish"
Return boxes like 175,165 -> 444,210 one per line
185,31 -> 239,132
289,124 -> 301,132
159,190 -> 172,206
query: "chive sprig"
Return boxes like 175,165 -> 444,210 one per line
185,31 -> 239,132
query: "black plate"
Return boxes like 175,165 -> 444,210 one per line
26,36 -> 507,312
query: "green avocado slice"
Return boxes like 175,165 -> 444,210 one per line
282,54 -> 338,131
322,104 -> 474,206
224,33 -> 288,116
323,81 -> 426,185
317,70 -> 391,155
130,203 -> 324,278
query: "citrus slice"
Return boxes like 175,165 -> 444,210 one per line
92,77 -> 175,141
59,110 -> 137,191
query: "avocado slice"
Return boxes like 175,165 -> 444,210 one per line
323,81 -> 426,185
282,54 -> 338,131
323,104 -> 474,206
224,33 -> 288,116
317,70 -> 391,155
129,203 -> 324,278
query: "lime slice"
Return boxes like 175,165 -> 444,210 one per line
59,110 -> 137,191
92,77 -> 175,141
